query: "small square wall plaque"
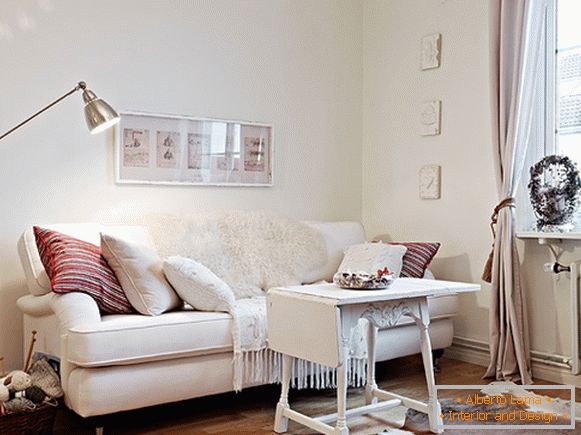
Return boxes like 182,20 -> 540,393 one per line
420,100 -> 441,136
419,165 -> 441,199
421,33 -> 441,70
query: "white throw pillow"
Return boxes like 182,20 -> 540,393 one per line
163,256 -> 235,313
337,243 -> 407,277
101,233 -> 182,316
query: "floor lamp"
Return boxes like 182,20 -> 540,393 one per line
0,81 -> 119,140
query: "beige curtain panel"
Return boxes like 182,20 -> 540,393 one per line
483,0 -> 547,385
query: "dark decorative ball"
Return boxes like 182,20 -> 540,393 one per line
8,385 -> 46,404
24,386 -> 46,404
528,155 -> 581,230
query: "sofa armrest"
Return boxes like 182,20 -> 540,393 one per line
49,293 -> 102,330
17,294 -> 54,317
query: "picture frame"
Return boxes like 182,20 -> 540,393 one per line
115,111 -> 273,187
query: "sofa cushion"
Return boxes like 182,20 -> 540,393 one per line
64,293 -> 458,367
66,309 -> 234,367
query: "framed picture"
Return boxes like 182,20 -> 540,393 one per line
116,112 -> 273,186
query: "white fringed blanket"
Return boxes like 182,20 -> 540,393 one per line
231,296 -> 369,392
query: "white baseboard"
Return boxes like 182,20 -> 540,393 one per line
447,336 -> 581,387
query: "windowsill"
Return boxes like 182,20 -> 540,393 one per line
517,231 -> 581,242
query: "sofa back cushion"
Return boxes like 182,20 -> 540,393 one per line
302,221 -> 366,283
19,219 -> 365,296
146,211 -> 328,298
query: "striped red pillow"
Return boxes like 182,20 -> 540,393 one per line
388,242 -> 440,278
33,226 -> 133,314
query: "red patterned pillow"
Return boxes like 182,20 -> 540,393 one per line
33,227 -> 133,314
387,242 -> 440,278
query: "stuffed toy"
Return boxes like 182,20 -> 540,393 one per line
3,370 -> 32,392
0,383 -> 8,403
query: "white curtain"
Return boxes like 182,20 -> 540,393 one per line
484,0 -> 546,384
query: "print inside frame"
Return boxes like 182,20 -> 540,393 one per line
116,112 -> 273,186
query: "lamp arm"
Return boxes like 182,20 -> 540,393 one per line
0,82 -> 86,141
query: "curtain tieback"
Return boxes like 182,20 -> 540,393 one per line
481,197 -> 516,283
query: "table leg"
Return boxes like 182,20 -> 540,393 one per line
365,322 -> 378,405
416,300 -> 443,434
335,359 -> 349,435
274,354 -> 293,433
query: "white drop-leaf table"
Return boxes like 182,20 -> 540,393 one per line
266,279 -> 480,435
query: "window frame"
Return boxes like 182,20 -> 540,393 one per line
545,0 -> 557,156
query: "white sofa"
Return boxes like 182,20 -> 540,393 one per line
16,221 -> 457,417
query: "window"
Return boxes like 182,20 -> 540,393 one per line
556,0 -> 581,163
517,0 -> 581,231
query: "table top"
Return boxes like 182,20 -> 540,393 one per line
269,278 -> 480,306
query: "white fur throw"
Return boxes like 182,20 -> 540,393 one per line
145,210 -> 327,299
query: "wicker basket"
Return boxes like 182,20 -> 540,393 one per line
0,403 -> 56,435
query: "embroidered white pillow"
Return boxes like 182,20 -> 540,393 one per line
163,256 -> 235,313
337,243 -> 407,277
100,233 -> 182,316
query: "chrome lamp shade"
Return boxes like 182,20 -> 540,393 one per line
83,88 -> 120,134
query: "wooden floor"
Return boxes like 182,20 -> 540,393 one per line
53,356 -> 577,434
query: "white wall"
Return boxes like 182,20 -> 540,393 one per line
3,0 -> 572,379
0,0 -> 363,369
362,0 -> 497,345
362,0 -> 581,375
